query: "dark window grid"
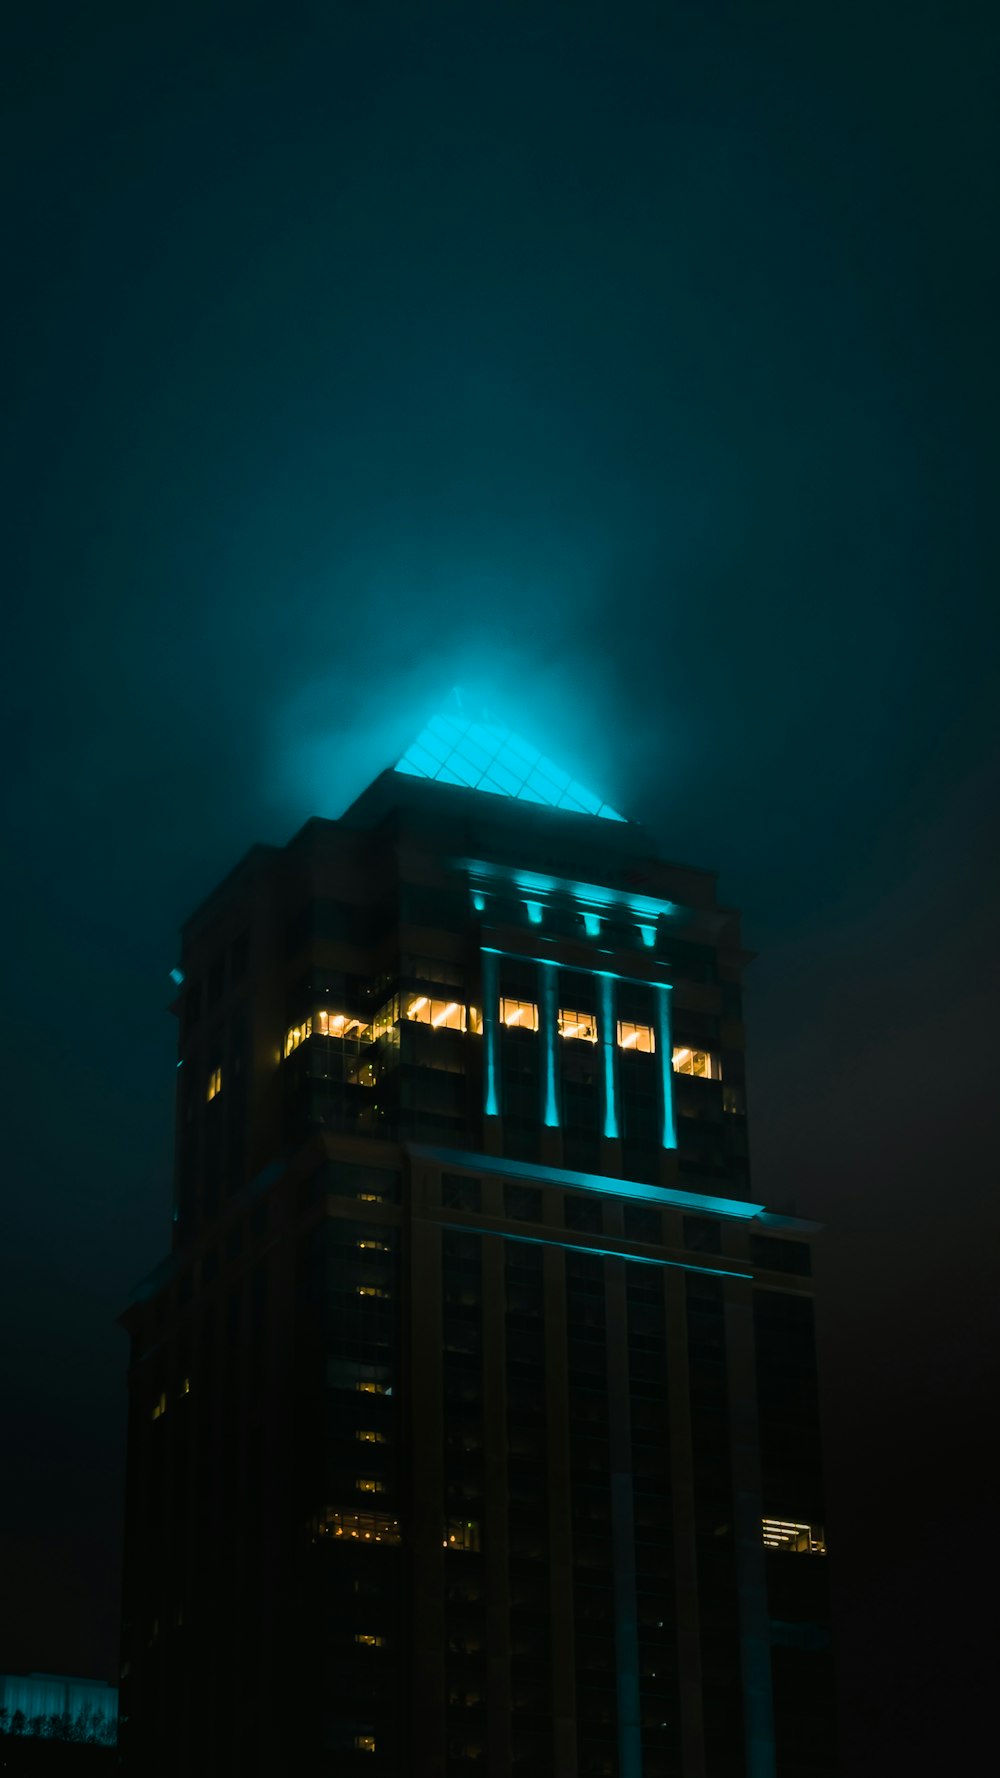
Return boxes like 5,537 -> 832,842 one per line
568,1408 -> 610,1438
504,1303 -> 545,1330
441,1175 -> 482,1211
627,1299 -> 667,1337
564,1194 -> 603,1233
444,1229 -> 483,1260
505,1426 -> 547,1458
505,1325 -> 546,1361
504,1185 -> 544,1222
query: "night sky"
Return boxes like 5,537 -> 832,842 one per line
2,3 -> 997,1771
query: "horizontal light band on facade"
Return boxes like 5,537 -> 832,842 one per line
480,946 -> 673,993
407,1143 -> 766,1221
439,1222 -> 752,1282
454,859 -> 678,923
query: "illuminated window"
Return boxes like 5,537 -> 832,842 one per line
357,1239 -> 389,1251
313,1508 -> 401,1544
206,1066 -> 222,1101
358,1192 -> 382,1203
762,1517 -> 826,1554
559,1008 -> 597,1043
500,998 -> 539,1031
355,1633 -> 384,1648
354,1734 -> 376,1753
672,1047 -> 721,1079
356,1429 -> 387,1444
283,1018 -> 311,1057
357,1380 -> 387,1395
178,1377 -> 191,1397
285,1011 -> 371,1057
357,1285 -> 390,1299
151,1392 -> 167,1421
357,1478 -> 385,1494
314,1009 -> 367,1038
443,1518 -> 482,1552
617,1021 -> 654,1053
403,994 -> 468,1031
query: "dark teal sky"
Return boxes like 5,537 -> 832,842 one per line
1,4 -> 997,1768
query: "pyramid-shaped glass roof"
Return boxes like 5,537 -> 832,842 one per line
395,711 -> 626,821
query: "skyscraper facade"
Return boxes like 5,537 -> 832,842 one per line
120,715 -> 833,1778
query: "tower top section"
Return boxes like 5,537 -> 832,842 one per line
394,701 -> 626,823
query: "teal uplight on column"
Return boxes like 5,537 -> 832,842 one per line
482,950 -> 500,1118
540,961 -> 560,1128
655,983 -> 677,1149
598,974 -> 619,1141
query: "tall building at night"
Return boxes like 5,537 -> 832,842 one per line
120,711 -> 833,1778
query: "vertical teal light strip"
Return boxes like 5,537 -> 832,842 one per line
482,949 -> 499,1118
655,984 -> 676,1149
598,974 -> 619,1140
540,961 -> 560,1128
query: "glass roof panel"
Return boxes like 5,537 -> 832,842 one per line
394,714 -> 625,822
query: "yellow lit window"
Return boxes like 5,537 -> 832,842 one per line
314,1009 -> 367,1037
151,1392 -> 167,1421
356,1429 -> 387,1444
672,1046 -> 720,1079
283,1018 -> 312,1058
762,1517 -> 826,1554
403,994 -> 467,1031
357,1239 -> 389,1251
206,1066 -> 222,1101
443,1518 -> 481,1552
357,1477 -> 384,1494
617,1021 -> 654,1053
312,1508 -> 401,1544
357,1285 -> 390,1299
178,1377 -> 191,1398
285,1012 -> 371,1057
356,1381 -> 387,1395
500,998 -> 539,1031
354,1733 -> 376,1753
358,1192 -> 383,1203
558,1008 -> 597,1043
354,1632 -> 384,1647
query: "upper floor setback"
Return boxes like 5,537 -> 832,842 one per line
177,702 -> 737,961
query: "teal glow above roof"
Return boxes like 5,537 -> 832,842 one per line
395,712 -> 626,821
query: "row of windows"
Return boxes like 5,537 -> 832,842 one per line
309,1509 -> 486,1553
499,1004 -> 720,1075
284,1011 -> 368,1055
312,1509 -> 401,1544
310,1510 -> 822,1560
279,1000 -> 722,1074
